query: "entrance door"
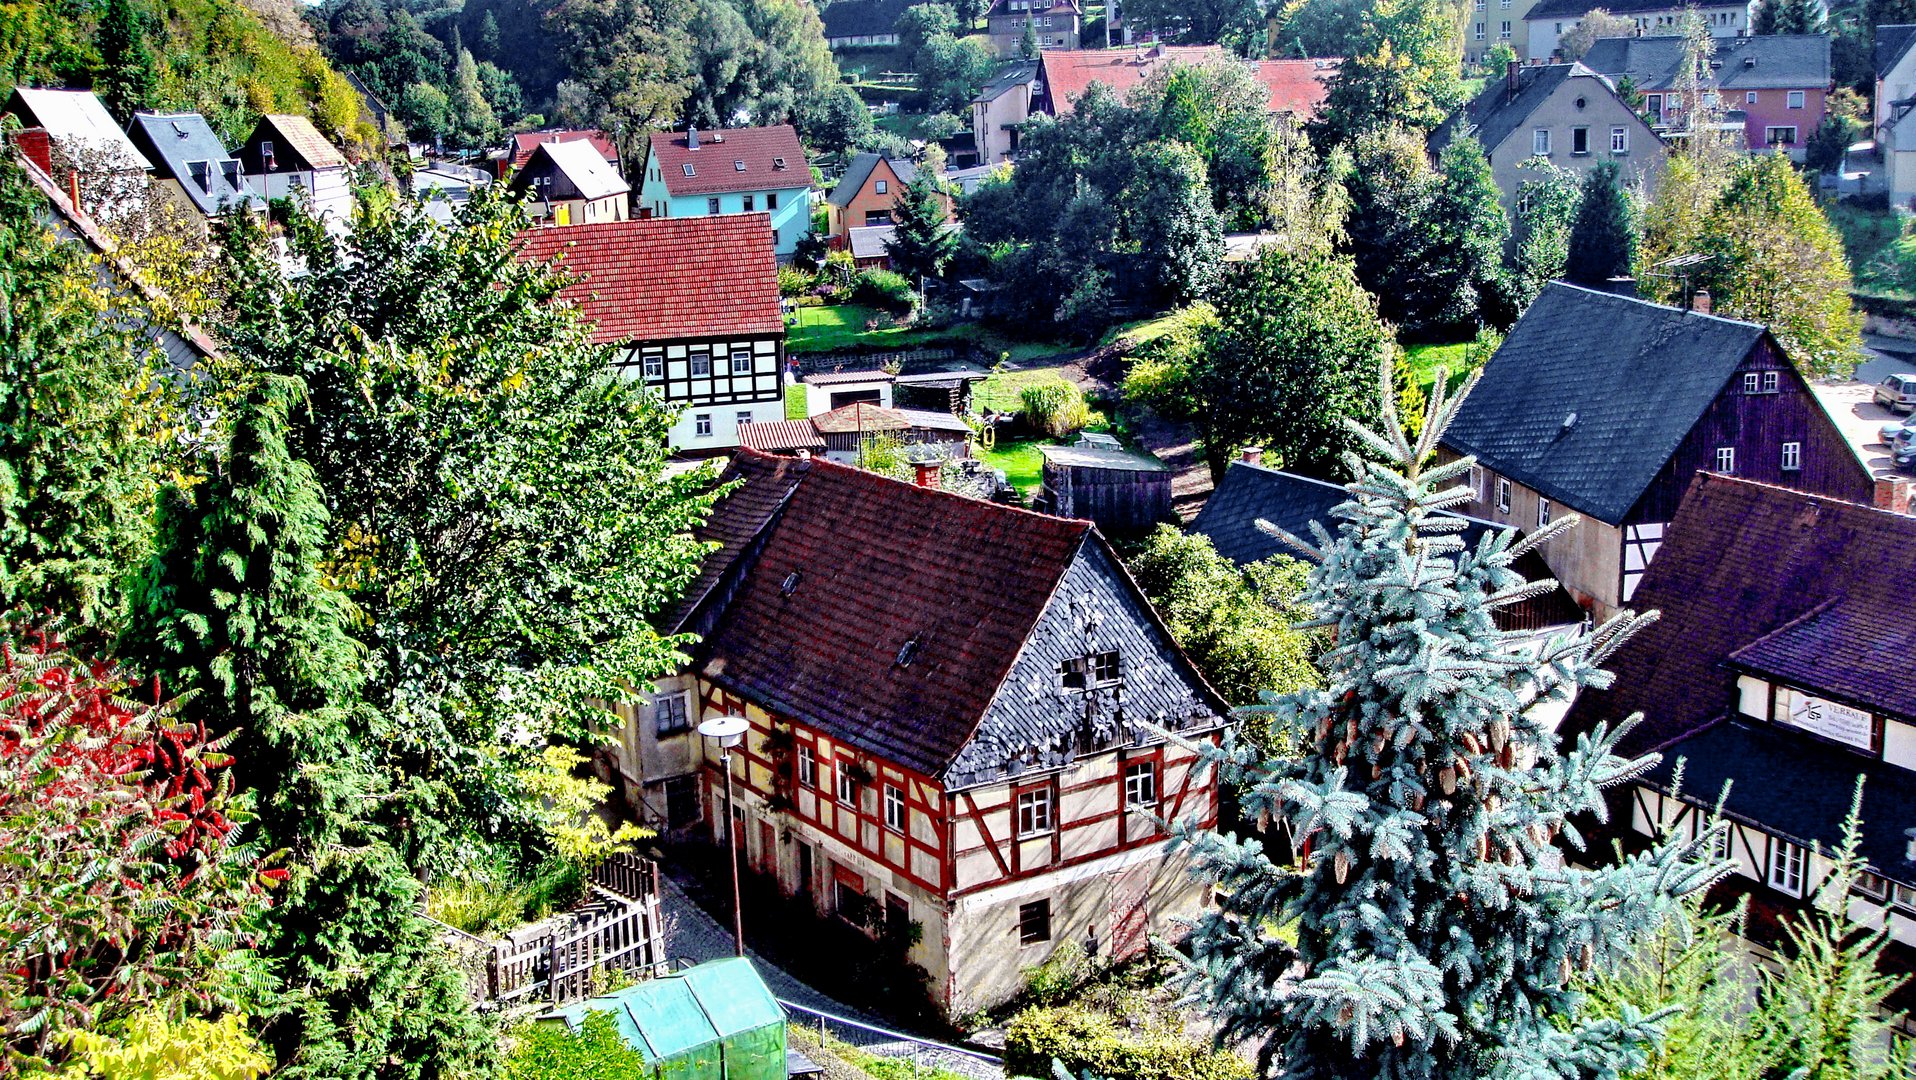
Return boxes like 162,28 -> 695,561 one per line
760,820 -> 777,876
797,843 -> 814,901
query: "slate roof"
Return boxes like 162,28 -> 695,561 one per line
124,112 -> 263,215
1528,0 -> 1744,18
663,451 -> 811,635
5,88 -> 150,170
698,451 -> 1096,777
975,59 -> 1041,104
510,129 -> 617,171
829,153 -> 916,206
510,139 -> 630,200
736,420 -> 828,453
248,114 -> 346,171
649,126 -> 809,198
1582,34 -> 1831,92
1878,24 -> 1916,79
1439,283 -> 1766,525
514,215 -> 783,343
819,0 -> 916,38
1563,473 -> 1916,758
1430,64 -> 1615,157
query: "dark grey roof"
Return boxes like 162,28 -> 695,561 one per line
1878,24 -> 1916,78
124,112 -> 263,215
1528,0 -> 1743,19
1192,463 -> 1514,564
1582,34 -> 1831,91
820,0 -> 915,38
975,59 -> 1041,103
828,153 -> 918,206
1439,283 -> 1766,525
1430,64 -> 1614,157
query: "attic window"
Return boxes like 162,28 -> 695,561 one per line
773,157 -> 787,170
734,159 -> 747,171
780,571 -> 802,596
683,163 -> 696,177
895,637 -> 921,667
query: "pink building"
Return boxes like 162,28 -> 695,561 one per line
1581,33 -> 1830,159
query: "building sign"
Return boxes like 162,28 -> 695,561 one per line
1780,691 -> 1874,751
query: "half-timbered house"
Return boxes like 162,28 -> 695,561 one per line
1437,283 -> 1875,619
515,215 -> 786,453
608,450 -> 1227,1015
1562,475 -> 1916,1006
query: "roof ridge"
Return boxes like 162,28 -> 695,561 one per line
745,448 -> 1095,535
1543,281 -> 1768,330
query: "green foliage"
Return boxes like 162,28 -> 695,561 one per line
1124,246 -> 1388,481
518,746 -> 652,870
1149,63 -> 1338,234
1126,527 -> 1318,708
1512,159 -> 1583,306
896,2 -> 996,112
1565,161 -> 1638,287
0,155 -> 176,627
1556,9 -> 1636,60
1310,0 -> 1463,146
427,856 -> 586,935
1019,378 -> 1093,437
852,268 -> 921,315
545,0 -> 696,168
681,0 -> 844,136
1117,0 -> 1262,47
506,1013 -> 649,1080
1020,941 -> 1090,1006
1753,0 -> 1825,33
1429,135 -> 1514,332
1173,364 -> 1725,1077
1692,152 -> 1864,379
1004,1005 -> 1253,1080
59,1010 -> 271,1080
885,174 -> 959,283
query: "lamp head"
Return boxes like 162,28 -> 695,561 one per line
698,715 -> 750,749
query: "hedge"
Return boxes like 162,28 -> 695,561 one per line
1003,1006 -> 1251,1080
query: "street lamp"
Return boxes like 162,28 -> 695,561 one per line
698,714 -> 751,957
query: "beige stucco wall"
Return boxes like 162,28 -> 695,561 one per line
973,85 -> 1033,166
1482,77 -> 1666,221
1440,450 -> 1624,617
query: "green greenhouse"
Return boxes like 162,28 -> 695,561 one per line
549,957 -> 788,1080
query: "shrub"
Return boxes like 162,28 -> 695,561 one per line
1004,1005 -> 1253,1080
1021,940 -> 1089,1005
778,265 -> 817,298
1019,379 -> 1091,438
851,268 -> 919,316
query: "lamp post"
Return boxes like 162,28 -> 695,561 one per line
698,714 -> 751,957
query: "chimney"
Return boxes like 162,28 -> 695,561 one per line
1874,476 -> 1912,514
686,125 -> 700,150
1507,59 -> 1521,94
1692,288 -> 1712,315
1240,445 -> 1264,466
912,460 -> 942,488
12,128 -> 52,175
68,169 -> 80,211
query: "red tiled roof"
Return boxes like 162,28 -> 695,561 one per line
737,420 -> 827,451
649,126 -> 810,198
698,451 -> 1094,776
1038,46 -> 1335,116
514,216 -> 784,343
663,451 -> 811,635
511,130 -> 618,170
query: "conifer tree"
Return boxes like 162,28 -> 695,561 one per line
1172,362 -> 1725,1079
1565,161 -> 1637,287
885,172 -> 958,285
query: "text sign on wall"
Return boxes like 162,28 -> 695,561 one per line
1781,691 -> 1874,751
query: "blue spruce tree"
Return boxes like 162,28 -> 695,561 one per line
1172,362 -> 1727,1079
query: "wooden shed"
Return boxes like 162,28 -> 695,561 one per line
1037,439 -> 1172,535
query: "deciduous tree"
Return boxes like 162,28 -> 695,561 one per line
1512,159 -> 1583,305
1311,0 -> 1463,146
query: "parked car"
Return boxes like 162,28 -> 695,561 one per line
1875,373 -> 1916,413
1879,416 -> 1916,445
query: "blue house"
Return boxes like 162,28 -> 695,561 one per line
638,125 -> 813,259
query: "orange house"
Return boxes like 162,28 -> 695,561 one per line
825,153 -> 950,237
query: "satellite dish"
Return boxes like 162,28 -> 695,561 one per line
698,715 -> 750,748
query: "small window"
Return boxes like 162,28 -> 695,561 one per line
773,157 -> 787,170
707,196 -> 721,214
695,414 -> 713,437
654,692 -> 691,735
1059,657 -> 1087,690
767,192 -> 779,209
1092,651 -> 1120,685
1538,499 -> 1552,528
731,346 -> 753,374
743,195 -> 755,212
1768,839 -> 1806,896
884,784 -> 905,831
1474,21 -> 1485,37
1124,761 -> 1157,808
1781,441 -> 1801,471
797,743 -> 817,787
734,159 -> 747,171
1715,446 -> 1735,473
1017,787 -> 1054,837
885,892 -> 910,936
837,765 -> 858,807
835,876 -> 863,916
1746,90 -> 1759,105
261,139 -> 275,164
874,179 -> 888,194
1532,129 -> 1550,156
1499,19 -> 1511,35
683,163 -> 696,177
736,410 -> 753,429
1895,883 -> 1916,912
1744,372 -> 1762,393
1496,477 -> 1512,514
664,774 -> 700,828
1765,126 -> 1798,146
1856,872 -> 1891,902
1787,90 -> 1805,109
690,350 -> 712,377
643,353 -> 664,380
1467,464 -> 1483,499
1610,127 -> 1628,152
1018,899 -> 1051,943
1763,371 -> 1780,392
1571,127 -> 1589,155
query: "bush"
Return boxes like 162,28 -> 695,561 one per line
1019,379 -> 1092,438
1004,1005 -> 1253,1080
1021,940 -> 1089,1005
851,268 -> 919,316
779,265 -> 818,298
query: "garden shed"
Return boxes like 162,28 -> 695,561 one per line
1037,440 -> 1172,535
547,957 -> 787,1080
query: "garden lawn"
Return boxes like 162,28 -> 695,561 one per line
785,383 -> 807,419
977,367 -> 1074,414
1403,340 -> 1475,397
979,438 -> 1048,498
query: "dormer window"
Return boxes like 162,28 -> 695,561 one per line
773,157 -> 787,170
188,160 -> 211,192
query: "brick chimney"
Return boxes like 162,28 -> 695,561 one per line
1240,446 -> 1264,466
1874,476 -> 1911,515
12,128 -> 52,176
1691,288 -> 1711,315
912,459 -> 942,488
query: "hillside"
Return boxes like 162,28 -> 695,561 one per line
0,0 -> 377,149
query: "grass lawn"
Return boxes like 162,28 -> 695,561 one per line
785,382 -> 807,419
1826,198 -> 1905,296
787,304 -> 974,354
978,437 -> 1049,497
976,367 -> 1075,414
1103,309 -> 1185,349
1403,340 -> 1477,397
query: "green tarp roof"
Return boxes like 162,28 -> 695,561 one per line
551,957 -> 786,1080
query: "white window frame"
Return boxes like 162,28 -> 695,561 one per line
1743,372 -> 1761,393
731,346 -> 754,374
1781,441 -> 1801,471
1894,882 -> 1916,912
1475,21 -> 1485,38
643,353 -> 664,380
1496,477 -> 1512,514
836,764 -> 858,807
1124,761 -> 1157,808
1499,19 -> 1511,36
1611,127 -> 1628,153
1467,464 -> 1483,500
883,784 -> 905,832
1767,838 -> 1807,896
797,743 -> 817,787
1016,787 -> 1054,837
1854,871 -> 1891,901
695,413 -> 713,437
736,410 -> 753,430
1715,446 -> 1735,473
1538,499 -> 1552,528
1787,90 -> 1805,109
1532,128 -> 1550,156
874,179 -> 888,194
690,350 -> 712,377
707,196 -> 721,214
1763,370 -> 1780,392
